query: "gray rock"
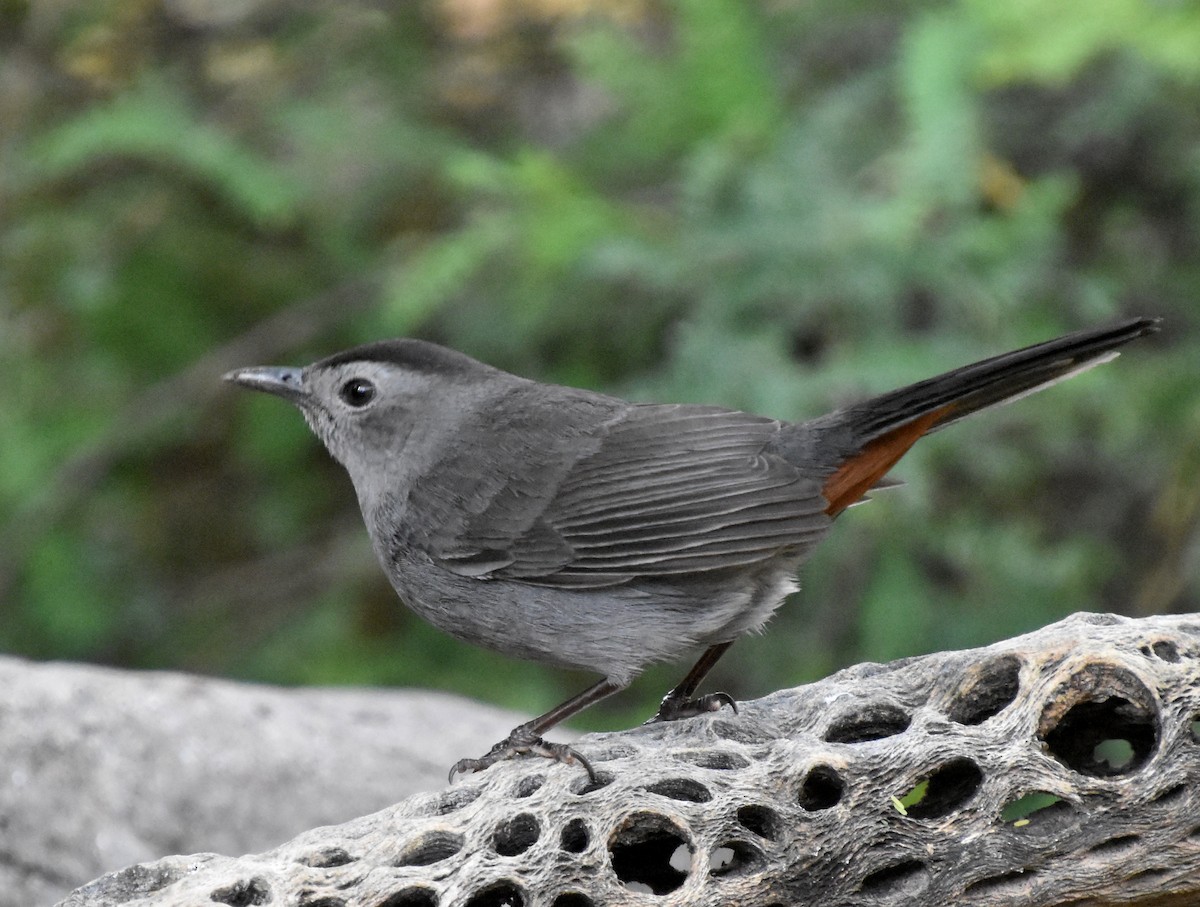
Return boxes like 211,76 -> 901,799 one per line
0,656 -> 525,907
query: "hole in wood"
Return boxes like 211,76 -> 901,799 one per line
1129,867 -> 1170,885
1088,834 -> 1140,854
298,847 -> 355,868
965,869 -> 1036,896
1142,640 -> 1180,662
900,757 -> 983,820
298,898 -> 344,907
824,703 -> 910,743
947,655 -> 1022,725
493,813 -> 540,857
736,804 -> 781,840
1152,783 -> 1187,805
550,894 -> 594,907
643,778 -> 713,802
709,840 -> 764,878
859,860 -> 929,897
394,832 -> 465,867
798,764 -> 844,810
1191,715 -> 1200,743
1038,663 -> 1159,777
513,775 -> 544,798
1001,791 -> 1060,821
560,818 -> 590,853
376,888 -> 439,907
463,881 -> 525,907
210,877 -> 271,906
1001,792 -> 1074,832
571,772 -> 615,795
434,787 -> 481,815
1041,696 -> 1157,777
608,811 -> 693,895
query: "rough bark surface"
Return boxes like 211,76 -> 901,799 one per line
59,612 -> 1200,907
0,657 -> 523,907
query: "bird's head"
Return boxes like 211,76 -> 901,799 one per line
225,339 -> 499,490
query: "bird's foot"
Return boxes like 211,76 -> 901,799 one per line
645,690 -> 737,724
449,725 -> 596,783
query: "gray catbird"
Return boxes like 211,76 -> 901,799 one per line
226,316 -> 1158,779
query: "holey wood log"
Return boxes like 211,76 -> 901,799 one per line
61,612 -> 1200,907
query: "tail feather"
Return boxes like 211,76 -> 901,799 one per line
810,316 -> 1159,516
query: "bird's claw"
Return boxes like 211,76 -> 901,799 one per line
449,729 -> 596,783
645,690 -> 738,724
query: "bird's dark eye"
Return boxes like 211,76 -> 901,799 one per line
338,378 -> 376,408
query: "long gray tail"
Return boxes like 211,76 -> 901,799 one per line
782,316 -> 1160,515
840,316 -> 1157,441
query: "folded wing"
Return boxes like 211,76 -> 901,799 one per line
434,405 -> 831,588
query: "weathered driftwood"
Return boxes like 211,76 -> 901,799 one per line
60,612 -> 1200,907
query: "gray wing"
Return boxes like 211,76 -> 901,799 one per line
432,403 -> 832,589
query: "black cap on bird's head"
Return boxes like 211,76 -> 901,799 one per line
314,338 -> 488,378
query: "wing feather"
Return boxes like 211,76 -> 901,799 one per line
432,402 -> 831,587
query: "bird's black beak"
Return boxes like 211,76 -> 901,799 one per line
223,366 -> 308,402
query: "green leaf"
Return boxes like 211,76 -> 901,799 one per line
898,9 -> 983,210
26,79 -> 305,228
379,215 -> 509,331
570,0 -> 783,170
968,0 -> 1200,84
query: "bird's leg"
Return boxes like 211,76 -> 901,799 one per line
449,677 -> 625,782
647,641 -> 737,723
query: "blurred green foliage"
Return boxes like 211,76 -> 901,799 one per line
2,0 -> 1197,731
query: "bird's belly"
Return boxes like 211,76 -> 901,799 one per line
383,549 -> 802,684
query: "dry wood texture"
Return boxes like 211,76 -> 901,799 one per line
61,612 -> 1200,907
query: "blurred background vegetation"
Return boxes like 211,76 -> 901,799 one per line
2,0 -> 1198,732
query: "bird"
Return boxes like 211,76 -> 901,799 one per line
225,316 -> 1158,780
